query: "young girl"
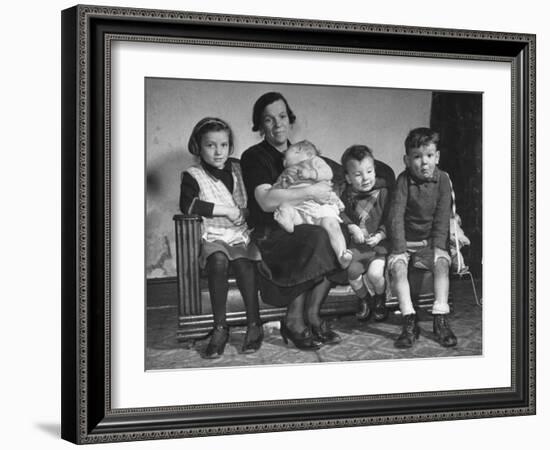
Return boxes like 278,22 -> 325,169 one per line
340,145 -> 390,322
179,117 -> 263,359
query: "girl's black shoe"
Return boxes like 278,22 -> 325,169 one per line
280,321 -> 322,351
242,323 -> 264,354
311,321 -> 341,345
203,325 -> 229,359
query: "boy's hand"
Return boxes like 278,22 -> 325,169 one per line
365,233 -> 382,247
348,224 -> 365,244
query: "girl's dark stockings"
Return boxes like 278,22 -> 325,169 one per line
205,252 -> 260,326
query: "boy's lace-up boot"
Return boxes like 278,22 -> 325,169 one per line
394,314 -> 420,348
433,314 -> 458,347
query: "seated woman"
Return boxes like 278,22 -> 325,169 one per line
240,92 -> 342,349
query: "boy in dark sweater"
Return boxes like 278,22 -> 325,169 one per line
340,145 -> 390,322
388,128 -> 457,348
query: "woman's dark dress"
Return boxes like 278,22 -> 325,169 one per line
240,140 -> 341,306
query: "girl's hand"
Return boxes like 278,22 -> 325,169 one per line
365,233 -> 382,247
308,181 -> 333,203
226,207 -> 242,223
348,224 -> 365,244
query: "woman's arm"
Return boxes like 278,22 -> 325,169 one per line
255,182 -> 333,212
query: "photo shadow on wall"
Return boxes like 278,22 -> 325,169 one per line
146,150 -> 185,278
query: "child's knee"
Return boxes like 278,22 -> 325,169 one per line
390,259 -> 408,279
368,260 -> 385,281
347,262 -> 364,280
434,257 -> 450,274
207,252 -> 230,272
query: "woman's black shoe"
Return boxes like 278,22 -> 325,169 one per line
311,321 -> 341,345
280,322 -> 322,351
203,325 -> 229,359
372,293 -> 389,322
242,323 -> 264,354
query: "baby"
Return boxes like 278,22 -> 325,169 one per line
273,140 -> 352,268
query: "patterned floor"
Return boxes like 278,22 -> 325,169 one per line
146,280 -> 482,370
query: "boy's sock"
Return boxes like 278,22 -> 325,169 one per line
432,301 -> 450,315
399,301 -> 416,317
350,275 -> 371,320
349,275 -> 367,299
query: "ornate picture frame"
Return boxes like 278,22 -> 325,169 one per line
61,4 -> 535,444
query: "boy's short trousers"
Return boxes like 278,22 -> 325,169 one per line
387,241 -> 451,272
349,240 -> 389,271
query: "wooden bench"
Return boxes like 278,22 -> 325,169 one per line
173,214 -> 444,342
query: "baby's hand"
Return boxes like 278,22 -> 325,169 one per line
280,175 -> 290,189
297,167 -> 316,180
348,224 -> 365,244
284,166 -> 300,182
365,233 -> 382,247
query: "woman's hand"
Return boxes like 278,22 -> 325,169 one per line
307,181 -> 334,204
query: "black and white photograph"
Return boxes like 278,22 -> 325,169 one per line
56,2 -> 537,445
145,78 -> 482,370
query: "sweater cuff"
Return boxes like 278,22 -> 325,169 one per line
392,240 -> 407,254
432,237 -> 448,251
189,198 -> 214,217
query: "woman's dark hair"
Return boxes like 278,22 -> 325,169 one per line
404,127 -> 440,155
341,145 -> 375,171
187,117 -> 234,156
251,92 -> 296,132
